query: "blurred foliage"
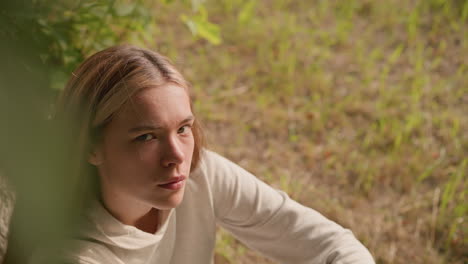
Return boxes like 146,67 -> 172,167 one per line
0,0 -> 221,93
2,0 -> 152,90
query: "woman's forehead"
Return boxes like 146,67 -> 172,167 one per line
115,85 -> 192,124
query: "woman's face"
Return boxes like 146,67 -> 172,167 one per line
90,84 -> 195,211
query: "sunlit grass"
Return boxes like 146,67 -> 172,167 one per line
157,0 -> 465,263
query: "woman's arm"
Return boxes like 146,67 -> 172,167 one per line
202,150 -> 374,264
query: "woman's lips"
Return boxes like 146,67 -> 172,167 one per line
158,176 -> 186,190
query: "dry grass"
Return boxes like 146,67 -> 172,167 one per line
150,0 -> 467,263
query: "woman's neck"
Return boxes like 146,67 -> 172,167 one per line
134,208 -> 160,233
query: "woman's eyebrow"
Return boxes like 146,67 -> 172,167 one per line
128,115 -> 194,133
179,115 -> 195,125
128,125 -> 159,133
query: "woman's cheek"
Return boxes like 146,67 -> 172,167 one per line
134,143 -> 161,163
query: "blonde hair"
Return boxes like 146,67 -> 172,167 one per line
56,45 -> 204,202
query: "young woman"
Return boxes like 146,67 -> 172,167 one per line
53,45 -> 374,264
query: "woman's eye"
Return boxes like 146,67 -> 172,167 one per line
178,125 -> 192,134
135,134 -> 155,142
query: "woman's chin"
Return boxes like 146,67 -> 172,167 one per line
152,186 -> 186,210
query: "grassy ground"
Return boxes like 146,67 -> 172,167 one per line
151,0 -> 466,263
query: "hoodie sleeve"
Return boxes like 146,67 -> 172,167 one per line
202,150 -> 375,264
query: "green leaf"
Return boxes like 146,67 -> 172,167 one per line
238,0 -> 256,25
181,14 -> 198,35
193,17 -> 221,45
181,9 -> 221,45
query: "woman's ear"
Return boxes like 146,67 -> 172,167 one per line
88,147 -> 103,166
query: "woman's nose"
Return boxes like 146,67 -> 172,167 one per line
161,136 -> 185,168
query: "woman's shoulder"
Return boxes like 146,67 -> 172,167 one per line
192,149 -> 241,185
191,148 -> 258,195
196,149 -> 242,175
187,149 -> 240,202
198,148 -> 227,166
